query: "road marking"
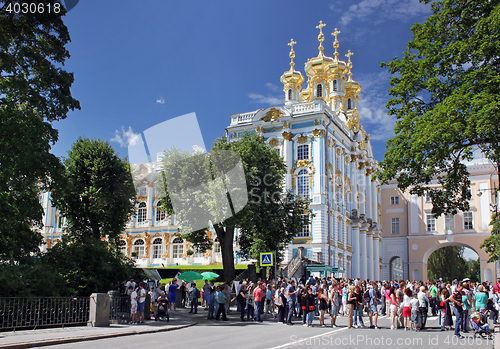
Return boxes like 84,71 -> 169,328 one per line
268,327 -> 348,349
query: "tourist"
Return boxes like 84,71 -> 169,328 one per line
389,286 -> 398,330
353,285 -> 364,328
137,282 -> 146,323
329,283 -> 340,327
410,292 -> 419,331
237,281 -> 248,321
347,285 -> 356,329
215,285 -> 228,321
440,288 -> 453,330
129,285 -> 138,324
318,286 -> 328,327
402,287 -> 412,330
304,287 -> 316,327
367,282 -> 380,329
286,280 -> 298,325
168,279 -> 179,310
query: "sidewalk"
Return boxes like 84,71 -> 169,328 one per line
0,309 -> 197,349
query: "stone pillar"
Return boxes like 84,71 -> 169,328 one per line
351,223 -> 360,278
366,232 -> 373,280
366,173 -> 372,221
372,181 -> 378,225
359,228 -> 367,280
88,293 -> 110,327
359,165 -> 366,217
284,134 -> 292,191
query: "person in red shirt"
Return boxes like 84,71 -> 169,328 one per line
253,282 -> 265,322
492,279 -> 500,295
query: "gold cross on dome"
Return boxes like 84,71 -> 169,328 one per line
288,39 -> 296,50
316,20 -> 326,34
346,50 -> 354,61
332,28 -> 341,42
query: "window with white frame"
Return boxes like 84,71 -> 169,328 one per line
347,98 -> 352,109
298,217 -> 310,237
137,202 -> 147,223
172,238 -> 184,258
297,169 -> 309,197
119,240 -> 126,255
297,144 -> 309,160
152,238 -> 162,259
214,238 -> 221,253
332,80 -> 338,91
425,193 -> 431,203
288,89 -> 292,100
463,212 -> 473,230
156,205 -> 166,222
138,187 -> 147,197
133,239 -> 145,259
193,247 -> 204,258
390,196 -> 399,205
426,215 -> 436,232
391,218 -> 400,234
445,214 -> 455,232
336,185 -> 342,205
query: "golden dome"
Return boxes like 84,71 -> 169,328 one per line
344,50 -> 362,93
328,28 -> 348,75
280,39 -> 304,86
304,21 -> 333,78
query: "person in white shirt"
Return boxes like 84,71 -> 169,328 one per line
409,292 -> 419,331
129,286 -> 138,324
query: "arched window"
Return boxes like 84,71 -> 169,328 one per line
298,215 -> 310,237
137,202 -> 147,223
152,238 -> 162,259
172,237 -> 184,259
316,84 -> 323,98
119,240 -> 126,255
332,80 -> 338,92
347,98 -> 352,109
287,89 -> 292,101
297,144 -> 309,160
156,205 -> 165,222
214,238 -> 221,253
133,239 -> 144,259
297,169 -> 309,197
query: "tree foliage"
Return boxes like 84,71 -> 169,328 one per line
427,246 -> 467,282
377,0 -> 500,217
160,133 -> 312,282
52,138 -> 136,242
0,1 -> 80,261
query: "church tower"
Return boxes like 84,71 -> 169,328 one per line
327,28 -> 348,114
280,39 -> 304,106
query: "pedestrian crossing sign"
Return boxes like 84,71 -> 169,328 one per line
260,252 -> 273,266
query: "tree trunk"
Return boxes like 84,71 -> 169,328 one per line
214,224 -> 236,283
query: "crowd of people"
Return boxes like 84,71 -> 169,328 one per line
120,275 -> 499,339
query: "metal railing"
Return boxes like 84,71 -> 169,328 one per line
284,249 -> 303,279
108,293 -> 131,324
0,297 -> 89,330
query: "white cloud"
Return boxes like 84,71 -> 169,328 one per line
248,88 -> 282,106
111,126 -> 141,147
265,82 -> 280,92
156,96 -> 165,104
338,0 -> 431,26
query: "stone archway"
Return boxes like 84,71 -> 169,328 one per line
414,240 -> 495,282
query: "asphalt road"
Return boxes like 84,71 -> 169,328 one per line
42,310 -> 494,349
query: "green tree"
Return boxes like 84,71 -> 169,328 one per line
160,133 -> 312,282
427,246 -> 467,282
52,138 -> 136,242
464,257 -> 480,283
377,0 -> 500,218
0,1 -> 80,261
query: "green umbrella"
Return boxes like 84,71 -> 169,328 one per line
201,271 -> 219,280
178,271 -> 203,281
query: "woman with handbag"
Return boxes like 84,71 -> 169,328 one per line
305,287 -> 316,327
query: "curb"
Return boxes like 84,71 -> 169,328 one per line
0,322 -> 197,349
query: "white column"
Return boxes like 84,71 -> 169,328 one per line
352,224 -> 360,278
359,165 -> 366,217
284,137 -> 292,191
351,161 -> 358,214
367,232 -> 373,280
147,186 -> 154,223
372,181 -> 378,225
359,228 -> 367,280
374,233 -> 380,280
366,173 -> 372,221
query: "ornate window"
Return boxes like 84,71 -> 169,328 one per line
288,89 -> 292,100
137,202 -> 147,223
347,98 -> 352,109
338,220 -> 343,242
133,239 -> 145,259
119,240 -> 126,255
297,169 -> 309,197
332,80 -> 338,91
152,238 -> 162,259
391,218 -> 400,234
316,84 -> 323,98
463,212 -> 473,230
156,205 -> 166,222
172,237 -> 184,259
138,187 -> 147,197
297,144 -> 309,160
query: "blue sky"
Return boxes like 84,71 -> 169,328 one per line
51,0 -> 437,162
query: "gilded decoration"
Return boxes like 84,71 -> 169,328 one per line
262,107 -> 283,123
328,138 -> 336,147
143,232 -> 151,258
314,119 -> 320,125
269,138 -> 280,147
233,132 -> 237,138
282,131 -> 293,141
256,126 -> 262,132
259,136 -> 264,142
346,245 -> 352,252
312,129 -> 324,138
46,238 -> 52,249
358,162 -> 365,170
282,121 -> 291,129
350,154 -> 358,162
338,242 -> 344,249
338,253 -> 342,259
336,148 -> 341,156
204,250 -> 212,258
297,134 -> 308,144
346,255 -> 351,261
337,215 -> 342,220
125,232 -> 133,255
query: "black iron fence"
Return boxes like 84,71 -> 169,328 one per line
0,297 -> 89,330
108,293 -> 130,324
